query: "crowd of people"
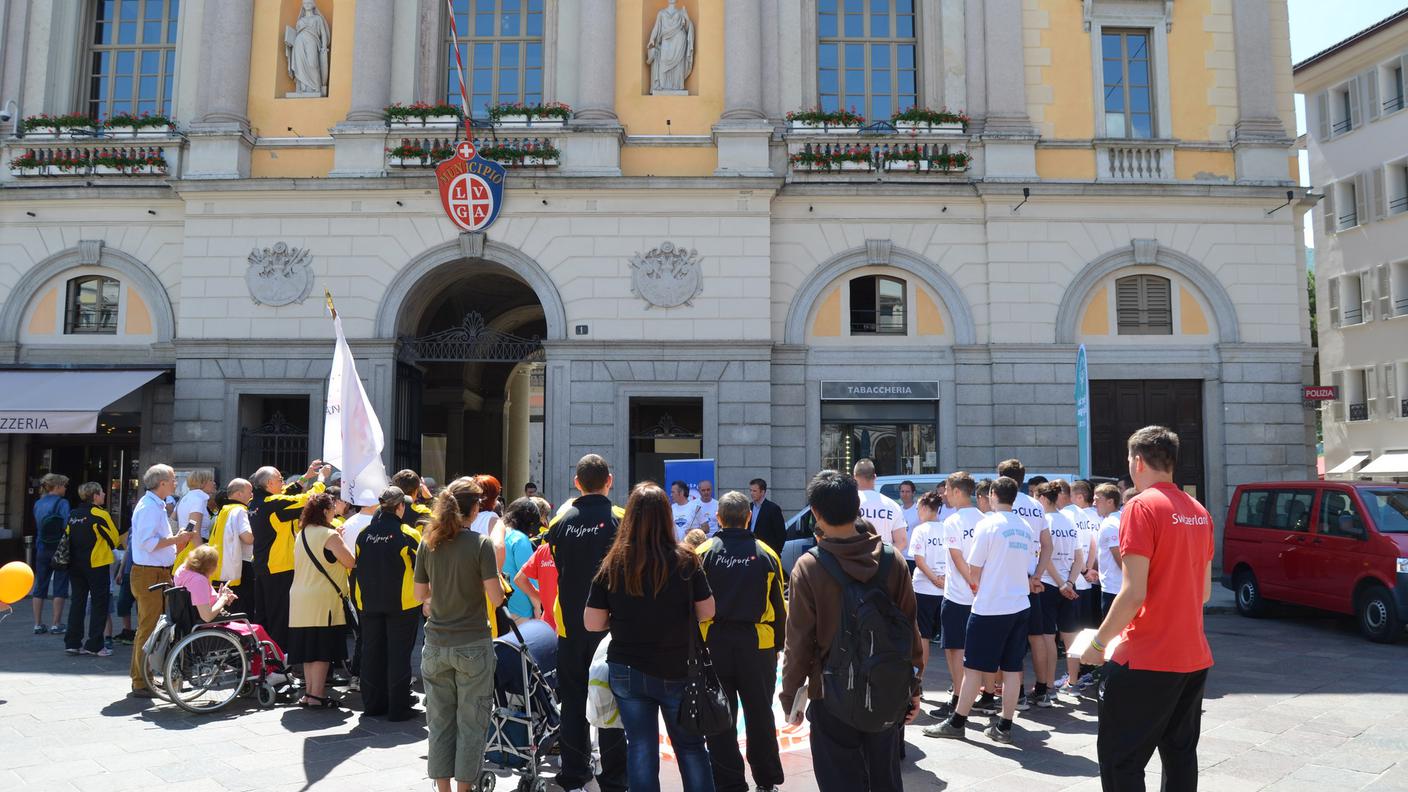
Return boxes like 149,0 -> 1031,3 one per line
21,423 -> 1214,792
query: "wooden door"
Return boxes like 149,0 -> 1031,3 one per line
1091,379 -> 1205,500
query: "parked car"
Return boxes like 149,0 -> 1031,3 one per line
1221,481 -> 1408,643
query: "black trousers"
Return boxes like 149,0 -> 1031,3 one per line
807,697 -> 901,792
705,626 -> 784,792
360,608 -> 419,717
65,566 -> 110,652
1098,663 -> 1208,792
257,570 -> 294,651
556,632 -> 627,792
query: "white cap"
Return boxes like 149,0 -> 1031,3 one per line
352,487 -> 380,507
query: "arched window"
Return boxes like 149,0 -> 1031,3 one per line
1115,274 -> 1172,335
817,0 -> 919,121
85,0 -> 180,120
446,0 -> 545,118
65,276 -> 121,335
850,275 -> 906,335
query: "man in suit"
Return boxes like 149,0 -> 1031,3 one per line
748,478 -> 786,557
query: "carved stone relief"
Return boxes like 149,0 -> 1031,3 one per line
629,241 -> 703,308
247,242 -> 314,306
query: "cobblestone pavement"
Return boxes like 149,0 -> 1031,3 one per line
1,600 -> 1405,792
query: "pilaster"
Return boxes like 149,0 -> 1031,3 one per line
715,0 -> 772,176
332,0 -> 396,177
980,0 -> 1036,179
1230,0 -> 1293,184
568,0 -> 622,175
185,0 -> 255,179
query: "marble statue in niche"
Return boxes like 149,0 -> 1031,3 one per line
285,0 -> 331,98
647,0 -> 695,95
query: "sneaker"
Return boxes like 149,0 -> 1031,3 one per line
49,624 -> 64,634
971,693 -> 1000,715
104,638 -> 114,651
65,647 -> 80,655
985,723 -> 1014,744
1053,674 -> 1070,690
1015,692 -> 1031,712
348,676 -> 361,692
34,625 -> 47,635
1036,691 -> 1057,708
117,629 -> 136,642
922,719 -> 966,739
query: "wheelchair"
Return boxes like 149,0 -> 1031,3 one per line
142,582 -> 299,714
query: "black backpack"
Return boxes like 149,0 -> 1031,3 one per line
38,500 -> 66,546
809,544 -> 915,733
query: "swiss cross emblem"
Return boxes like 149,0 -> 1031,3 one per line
436,140 -> 506,233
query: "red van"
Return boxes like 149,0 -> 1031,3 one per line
1221,482 -> 1408,643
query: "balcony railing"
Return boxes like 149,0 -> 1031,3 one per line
1342,306 -> 1364,325
386,132 -> 561,170
1095,139 -> 1174,182
1401,398 -> 1408,418
1349,402 -> 1369,421
1390,195 -> 1408,213
1384,95 -> 1405,113
1332,118 -> 1353,134
1395,296 -> 1408,316
784,122 -> 971,182
4,132 -> 184,182
1338,211 -> 1359,230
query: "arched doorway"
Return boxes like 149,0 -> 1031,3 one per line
393,261 -> 547,495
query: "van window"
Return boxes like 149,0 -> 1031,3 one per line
1234,490 -> 1271,527
1267,490 -> 1315,532
1362,489 -> 1408,534
1319,491 -> 1366,539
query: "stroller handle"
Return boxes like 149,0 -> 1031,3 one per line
495,605 -> 529,645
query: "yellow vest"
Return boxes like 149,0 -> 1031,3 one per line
208,503 -> 248,585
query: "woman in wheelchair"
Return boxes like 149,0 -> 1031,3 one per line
174,545 -> 238,622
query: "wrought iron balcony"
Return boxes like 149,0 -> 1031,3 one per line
1401,398 -> 1408,418
1349,402 -> 1369,422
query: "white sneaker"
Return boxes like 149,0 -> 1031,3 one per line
348,676 -> 361,692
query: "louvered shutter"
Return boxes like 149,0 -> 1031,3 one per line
1349,77 -> 1363,130
1115,275 -> 1171,335
1116,276 -> 1142,334
1361,271 -> 1375,322
1383,363 -> 1397,418
1332,370 -> 1346,422
1322,185 -> 1336,235
1315,91 -> 1331,140
1378,263 -> 1392,319
1328,275 -> 1340,327
1366,366 -> 1378,417
1354,172 -> 1368,227
1366,69 -> 1381,121
1372,166 -> 1388,220
1145,276 -> 1172,333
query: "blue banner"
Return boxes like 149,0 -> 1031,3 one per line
662,458 -> 717,500
1075,344 -> 1091,480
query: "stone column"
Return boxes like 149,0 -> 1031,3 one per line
186,0 -> 255,179
1230,0 -> 1292,183
561,0 -> 621,175
979,0 -> 1036,179
715,0 -> 772,175
332,0 -> 398,176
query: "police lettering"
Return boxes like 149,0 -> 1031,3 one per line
860,505 -> 896,521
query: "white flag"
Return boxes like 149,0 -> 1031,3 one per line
324,313 -> 386,500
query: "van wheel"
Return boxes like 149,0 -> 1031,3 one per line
1234,569 -> 1268,617
1356,585 -> 1403,644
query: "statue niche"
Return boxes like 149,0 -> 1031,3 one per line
284,0 -> 331,98
647,0 -> 695,96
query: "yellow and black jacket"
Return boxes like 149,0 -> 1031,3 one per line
353,512 -> 423,613
250,480 -> 325,576
409,502 -> 433,529
65,503 -> 119,571
697,528 -> 788,650
545,494 -> 626,639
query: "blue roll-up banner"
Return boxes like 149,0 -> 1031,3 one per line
1075,344 -> 1091,480
662,458 -> 717,500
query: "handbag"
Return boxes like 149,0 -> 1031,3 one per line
675,571 -> 732,737
49,504 -> 71,570
300,526 -> 359,634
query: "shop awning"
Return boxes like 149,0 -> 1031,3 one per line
1359,452 -> 1408,476
0,370 -> 165,434
1327,454 -> 1370,475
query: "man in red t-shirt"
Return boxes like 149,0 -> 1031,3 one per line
514,542 -> 559,631
1081,425 -> 1214,792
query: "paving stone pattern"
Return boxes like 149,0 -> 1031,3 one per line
0,607 -> 1404,791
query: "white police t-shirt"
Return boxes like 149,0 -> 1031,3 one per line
1098,511 -> 1123,595
941,507 -> 985,607
1011,491 -> 1048,576
1042,509 -> 1081,588
697,499 -> 719,535
902,504 -> 922,531
908,520 -> 946,596
1063,504 -> 1098,591
966,511 -> 1036,616
671,500 -> 704,542
859,489 -> 906,547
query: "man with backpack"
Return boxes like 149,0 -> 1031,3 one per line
31,473 -> 72,635
781,470 -> 923,792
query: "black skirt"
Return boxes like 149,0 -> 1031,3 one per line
285,626 -> 349,665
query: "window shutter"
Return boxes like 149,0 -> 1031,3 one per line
1383,363 -> 1397,418
1354,172 -> 1368,227
1315,91 -> 1331,140
1366,69 -> 1381,121
1328,275 -> 1341,327
1378,263 -> 1393,319
1116,276 -> 1143,333
1361,271 -> 1375,322
1145,276 -> 1172,332
1332,370 -> 1346,422
1366,366 -> 1378,414
1372,166 -> 1388,220
1349,77 -> 1363,129
1115,275 -> 1172,335
1322,185 -> 1336,235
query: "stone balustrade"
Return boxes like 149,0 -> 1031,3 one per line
785,127 -> 972,183
4,133 -> 185,182
1096,139 -> 1176,182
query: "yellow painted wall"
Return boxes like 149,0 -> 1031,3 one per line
251,147 -> 337,178
915,288 -> 947,336
1080,285 -> 1110,335
1168,0 -> 1238,141
1179,286 -> 1210,335
1027,0 -> 1093,139
1036,148 -> 1097,180
616,0 -> 724,135
620,145 -> 717,177
1288,155 -> 1299,183
811,287 -> 841,337
27,288 -> 57,335
125,287 -> 153,335
1173,150 -> 1234,181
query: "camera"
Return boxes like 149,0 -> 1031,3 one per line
0,109 -> 12,123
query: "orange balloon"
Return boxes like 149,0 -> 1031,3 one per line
0,561 -> 35,604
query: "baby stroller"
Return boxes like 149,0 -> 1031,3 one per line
482,615 -> 561,792
142,582 -> 298,714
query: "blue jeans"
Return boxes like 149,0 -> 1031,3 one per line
607,662 -> 716,792
30,542 -> 69,600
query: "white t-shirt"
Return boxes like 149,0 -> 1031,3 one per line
1011,491 -> 1047,576
1064,504 -> 1098,591
1097,511 -> 1123,595
671,499 -> 704,542
941,507 -> 985,606
176,490 -> 212,539
908,521 -> 946,596
966,511 -> 1036,616
340,512 -> 374,554
218,507 -> 253,580
697,499 -> 720,535
901,504 -> 922,531
859,489 -> 906,547
937,505 -> 957,525
1042,509 -> 1081,588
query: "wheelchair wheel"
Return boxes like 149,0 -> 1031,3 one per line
478,771 -> 496,792
164,629 -> 248,714
256,682 -> 278,709
141,648 -> 172,702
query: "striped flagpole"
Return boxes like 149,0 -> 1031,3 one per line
445,0 -> 473,141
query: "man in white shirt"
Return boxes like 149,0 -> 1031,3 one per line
1095,483 -> 1125,617
176,470 -> 216,540
925,476 -> 1034,744
670,480 -> 705,542
929,472 -> 987,716
908,491 -> 947,668
1067,480 -> 1102,630
997,459 -> 1053,712
214,479 -> 256,586
899,480 -> 922,533
696,479 -> 720,535
128,464 -> 193,697
935,480 -> 958,524
854,459 -> 907,552
1037,482 -> 1085,701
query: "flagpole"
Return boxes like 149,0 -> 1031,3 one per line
444,0 -> 474,141
325,289 -> 338,321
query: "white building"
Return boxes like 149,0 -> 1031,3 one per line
0,1 -> 1315,561
1296,8 -> 1408,482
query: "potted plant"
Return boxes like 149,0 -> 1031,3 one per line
835,145 -> 874,171
786,107 -> 865,134
882,145 -> 929,172
9,152 -> 43,176
387,141 -> 428,167
105,112 -> 174,137
789,145 -> 873,172
20,113 -> 96,139
932,150 -> 971,172
480,140 -> 562,166
91,150 -> 126,175
135,150 -> 168,175
47,151 -> 89,174
385,102 -> 463,130
488,102 -> 573,128
892,107 -> 969,134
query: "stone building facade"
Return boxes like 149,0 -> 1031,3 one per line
0,0 -> 1315,560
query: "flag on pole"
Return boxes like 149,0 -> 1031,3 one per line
324,294 -> 387,500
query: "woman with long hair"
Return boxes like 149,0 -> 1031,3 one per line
498,497 -> 540,623
287,492 -> 355,708
353,487 -> 423,721
583,482 -> 717,792
414,477 -> 504,792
